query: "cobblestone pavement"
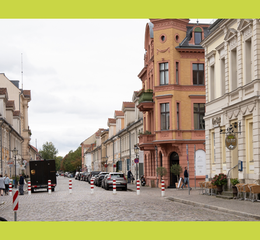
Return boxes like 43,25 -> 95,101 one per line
0,176 -> 257,221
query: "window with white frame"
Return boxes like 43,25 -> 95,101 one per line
244,38 -> 252,84
159,62 -> 169,85
231,48 -> 237,91
220,58 -> 225,95
160,103 -> 170,130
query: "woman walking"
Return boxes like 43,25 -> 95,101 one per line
4,174 -> 10,195
0,175 -> 5,196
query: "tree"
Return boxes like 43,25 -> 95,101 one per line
39,141 -> 58,160
156,167 -> 167,182
170,164 -> 183,183
60,147 -> 81,173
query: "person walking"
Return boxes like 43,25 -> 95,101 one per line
0,175 -> 5,196
4,174 -> 10,195
18,174 -> 25,195
127,170 -> 133,184
181,167 -> 192,190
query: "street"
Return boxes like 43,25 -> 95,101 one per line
0,176 -> 257,221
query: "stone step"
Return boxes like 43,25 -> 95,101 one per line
216,195 -> 234,200
221,191 -> 233,196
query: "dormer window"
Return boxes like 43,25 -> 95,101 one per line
194,27 -> 202,45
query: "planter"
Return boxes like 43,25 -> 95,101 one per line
232,185 -> 238,198
217,185 -> 223,195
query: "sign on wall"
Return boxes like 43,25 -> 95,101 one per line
225,134 -> 237,150
195,150 -> 206,176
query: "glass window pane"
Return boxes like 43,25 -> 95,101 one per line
161,104 -> 165,112
166,113 -> 170,129
160,63 -> 164,70
194,103 -> 198,112
166,103 -> 169,112
165,62 -> 168,70
195,32 -> 202,45
193,64 -> 197,71
199,103 -> 205,112
160,72 -> 164,84
161,114 -> 165,130
194,113 -> 199,129
199,115 -> 205,129
198,71 -> 204,84
165,71 -> 169,84
199,64 -> 204,70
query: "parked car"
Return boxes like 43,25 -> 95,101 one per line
94,172 -> 109,186
75,172 -> 80,179
84,172 -> 90,181
103,172 -> 127,191
101,174 -> 109,188
80,172 -> 88,181
87,171 -> 101,183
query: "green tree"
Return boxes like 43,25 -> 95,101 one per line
156,167 -> 167,182
61,147 -> 81,173
55,156 -> 63,171
170,164 -> 183,183
39,141 -> 58,160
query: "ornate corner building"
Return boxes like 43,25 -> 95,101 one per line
137,19 -> 210,188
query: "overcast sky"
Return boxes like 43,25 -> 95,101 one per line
0,19 -> 213,157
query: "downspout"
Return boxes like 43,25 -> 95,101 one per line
129,131 -> 131,170
0,121 -> 4,175
113,139 -> 114,171
9,128 -> 13,175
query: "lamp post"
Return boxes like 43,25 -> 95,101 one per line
12,147 -> 18,189
134,144 -> 139,185
155,145 -> 158,188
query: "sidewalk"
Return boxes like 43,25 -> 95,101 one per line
127,183 -> 260,220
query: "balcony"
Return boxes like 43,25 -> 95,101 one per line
137,90 -> 154,112
138,133 -> 156,151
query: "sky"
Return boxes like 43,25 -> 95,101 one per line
0,19 -> 213,157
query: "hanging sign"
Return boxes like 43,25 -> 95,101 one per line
225,134 -> 237,150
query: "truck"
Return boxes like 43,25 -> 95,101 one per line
29,159 -> 57,193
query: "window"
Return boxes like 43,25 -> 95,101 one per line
210,65 -> 215,100
176,62 -> 179,84
194,27 -> 202,45
220,58 -> 225,95
161,103 -> 170,130
160,62 -> 169,85
176,103 -> 180,130
193,63 -> 204,85
245,38 -> 252,84
194,103 -> 205,130
231,48 -> 237,90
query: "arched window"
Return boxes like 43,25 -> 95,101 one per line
194,27 -> 202,45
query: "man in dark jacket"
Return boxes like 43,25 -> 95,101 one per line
18,174 -> 24,195
181,167 -> 192,190
127,170 -> 133,183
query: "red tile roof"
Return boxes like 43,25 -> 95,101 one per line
115,110 -> 124,117
23,90 -> 31,98
108,118 -> 116,124
122,102 -> 135,108
13,111 -> 20,116
6,100 -> 14,108
0,88 -> 7,95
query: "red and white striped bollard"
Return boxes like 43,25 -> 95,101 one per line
13,190 -> 19,221
113,179 -> 116,194
28,181 -> 31,195
161,180 -> 165,197
136,179 -> 140,195
48,180 -> 51,194
9,182 -> 12,196
69,179 -> 72,194
90,178 -> 94,194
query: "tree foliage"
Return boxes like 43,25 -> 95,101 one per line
156,167 -> 167,181
170,164 -> 183,182
60,147 -> 81,173
39,141 -> 58,160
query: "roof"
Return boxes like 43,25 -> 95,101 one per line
6,100 -> 15,108
115,110 -> 124,117
13,110 -> 20,116
108,118 -> 116,124
23,90 -> 31,99
0,88 -> 7,95
122,102 -> 135,108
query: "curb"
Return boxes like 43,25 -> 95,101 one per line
166,196 -> 260,220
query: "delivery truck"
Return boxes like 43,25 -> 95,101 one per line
29,159 -> 57,193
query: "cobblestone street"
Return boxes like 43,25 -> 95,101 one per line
0,176 -> 257,221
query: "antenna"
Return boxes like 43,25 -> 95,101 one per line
21,53 -> 23,90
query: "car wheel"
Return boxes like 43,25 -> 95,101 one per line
105,184 -> 109,190
124,186 -> 127,191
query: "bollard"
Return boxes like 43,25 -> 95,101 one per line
9,182 -> 12,196
13,190 -> 19,221
90,178 -> 94,194
113,179 -> 116,194
136,179 -> 140,195
48,180 -> 51,194
69,179 -> 72,194
28,181 -> 31,195
161,180 -> 165,197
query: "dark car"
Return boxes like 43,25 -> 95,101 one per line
80,172 -> 88,181
94,172 -> 109,186
87,171 -> 101,183
103,172 -> 127,191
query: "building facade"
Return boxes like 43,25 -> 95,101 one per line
137,19 -> 210,188
201,19 -> 260,185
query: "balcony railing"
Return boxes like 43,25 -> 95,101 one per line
138,90 -> 153,104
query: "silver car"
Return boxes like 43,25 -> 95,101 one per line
104,172 -> 127,191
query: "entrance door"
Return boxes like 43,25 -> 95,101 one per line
169,152 -> 179,188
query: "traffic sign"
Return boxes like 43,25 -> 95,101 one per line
104,164 -> 108,168
134,158 -> 139,164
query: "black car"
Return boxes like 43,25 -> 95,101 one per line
94,172 -> 109,186
87,171 -> 101,183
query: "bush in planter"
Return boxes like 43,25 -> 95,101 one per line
170,164 -> 183,183
211,173 -> 227,186
230,178 -> 239,186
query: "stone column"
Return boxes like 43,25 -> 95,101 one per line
253,19 -> 260,80
253,101 -> 260,180
238,113 -> 246,180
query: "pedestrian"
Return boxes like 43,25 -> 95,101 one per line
181,167 -> 192,190
0,174 -> 5,196
18,173 -> 25,195
127,170 -> 133,183
4,174 -> 10,195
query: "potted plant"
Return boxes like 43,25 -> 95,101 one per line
170,164 -> 183,188
156,167 -> 167,187
230,178 -> 239,198
211,173 -> 228,194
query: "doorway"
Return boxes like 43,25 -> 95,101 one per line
169,152 -> 179,188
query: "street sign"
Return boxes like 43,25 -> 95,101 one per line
134,158 -> 139,164
104,164 -> 108,168
113,164 -> 116,168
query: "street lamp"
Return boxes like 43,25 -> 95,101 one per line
134,144 -> 139,184
12,147 -> 18,189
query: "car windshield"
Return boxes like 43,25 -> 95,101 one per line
110,174 -> 124,178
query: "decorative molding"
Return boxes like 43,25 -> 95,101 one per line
157,47 -> 170,55
179,52 -> 204,59
212,117 -> 221,127
155,84 -> 205,92
230,37 -> 237,51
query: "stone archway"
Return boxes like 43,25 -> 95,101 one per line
169,152 -> 179,188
